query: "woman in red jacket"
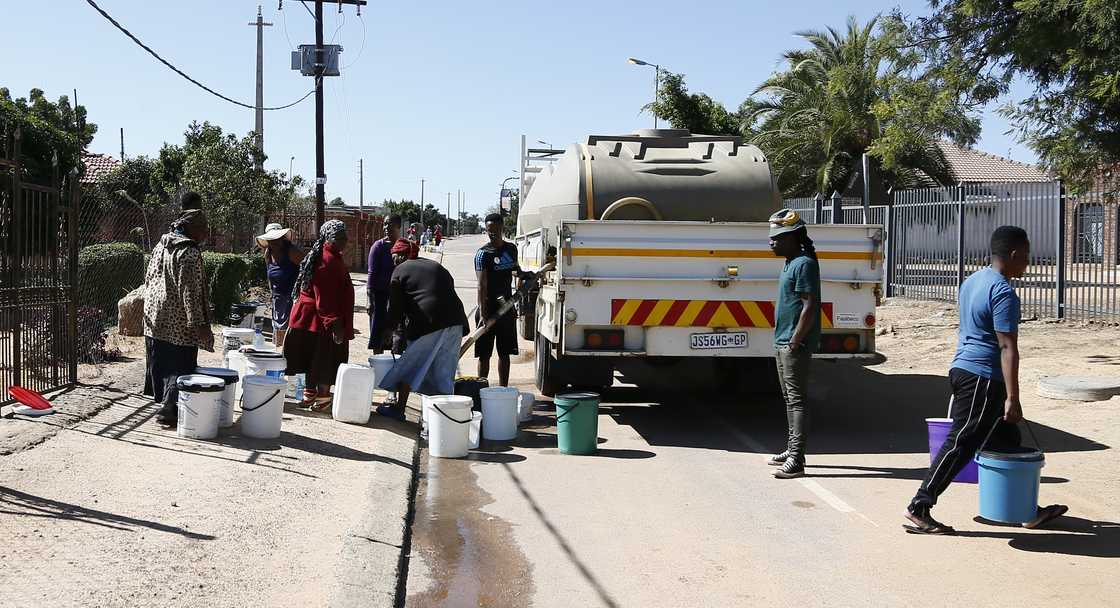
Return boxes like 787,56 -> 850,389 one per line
284,219 -> 355,409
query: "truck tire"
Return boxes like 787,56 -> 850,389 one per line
519,301 -> 536,341
535,333 -> 560,397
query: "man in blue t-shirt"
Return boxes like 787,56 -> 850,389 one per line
766,209 -> 822,480
904,226 -> 1067,534
475,213 -> 523,387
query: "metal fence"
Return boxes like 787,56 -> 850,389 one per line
787,182 -> 1120,322
1,127 -> 79,411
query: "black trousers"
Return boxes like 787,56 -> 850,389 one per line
910,368 -> 1022,512
144,337 -> 199,419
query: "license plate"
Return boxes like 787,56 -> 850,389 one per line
689,332 -> 748,350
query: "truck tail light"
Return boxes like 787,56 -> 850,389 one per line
821,333 -> 862,354
584,329 -> 624,350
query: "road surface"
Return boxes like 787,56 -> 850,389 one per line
403,234 -> 1118,608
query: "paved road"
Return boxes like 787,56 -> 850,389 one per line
404,234 -> 1119,607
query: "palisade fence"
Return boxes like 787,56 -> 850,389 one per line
787,182 -> 1120,323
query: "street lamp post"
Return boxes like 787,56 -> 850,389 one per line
627,57 -> 660,129
499,174 -> 519,219
537,139 -> 553,151
289,156 -> 295,178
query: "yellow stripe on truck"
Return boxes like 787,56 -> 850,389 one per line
570,247 -> 877,261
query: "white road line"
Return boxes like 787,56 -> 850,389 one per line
797,479 -> 855,513
701,404 -> 870,521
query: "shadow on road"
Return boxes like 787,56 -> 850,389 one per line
0,486 -> 216,540
602,359 -> 1110,457
959,515 -> 1120,558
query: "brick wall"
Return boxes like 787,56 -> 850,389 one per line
265,209 -> 383,272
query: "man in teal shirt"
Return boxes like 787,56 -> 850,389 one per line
767,209 -> 821,479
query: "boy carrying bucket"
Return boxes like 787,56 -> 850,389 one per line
903,226 -> 1067,535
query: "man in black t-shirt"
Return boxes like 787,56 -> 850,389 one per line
474,213 -> 522,387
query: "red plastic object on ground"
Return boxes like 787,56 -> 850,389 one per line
8,386 -> 53,410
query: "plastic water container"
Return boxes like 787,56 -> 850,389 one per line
555,392 -> 600,455
369,354 -> 396,389
176,374 -> 224,439
427,395 -> 473,458
195,367 -> 239,428
244,349 -> 287,380
518,392 -> 535,422
480,386 -> 519,441
228,350 -> 248,402
222,328 -> 256,366
925,418 -> 979,483
240,375 -> 286,439
333,364 -> 374,424
976,447 -> 1045,524
469,411 -> 482,449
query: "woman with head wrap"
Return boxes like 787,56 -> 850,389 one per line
283,219 -> 355,409
142,203 -> 215,427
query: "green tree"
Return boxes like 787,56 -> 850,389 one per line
381,198 -> 446,231
0,87 -> 96,183
749,16 -> 971,197
328,196 -> 346,207
906,0 -> 1120,189
648,73 -> 746,136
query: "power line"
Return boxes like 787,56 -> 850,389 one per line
342,13 -> 367,69
84,0 -> 314,111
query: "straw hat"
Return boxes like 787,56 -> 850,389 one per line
256,223 -> 292,247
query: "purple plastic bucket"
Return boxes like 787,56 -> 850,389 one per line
925,418 -> 979,484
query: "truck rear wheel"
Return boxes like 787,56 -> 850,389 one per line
535,332 -> 560,397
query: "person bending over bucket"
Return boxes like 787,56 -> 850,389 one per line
374,238 -> 470,420
904,226 -> 1067,535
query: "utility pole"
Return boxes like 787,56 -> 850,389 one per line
119,128 -> 125,160
358,158 -> 363,211
419,178 -> 425,228
249,6 -> 272,170
446,192 -> 451,235
314,0 -> 326,229
457,189 -> 461,236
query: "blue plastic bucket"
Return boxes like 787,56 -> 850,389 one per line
925,418 -> 978,483
976,447 -> 1044,524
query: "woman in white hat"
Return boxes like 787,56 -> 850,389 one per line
257,223 -> 304,347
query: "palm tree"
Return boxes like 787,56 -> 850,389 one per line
750,16 -> 950,198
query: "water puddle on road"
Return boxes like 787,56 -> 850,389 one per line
406,453 -> 535,608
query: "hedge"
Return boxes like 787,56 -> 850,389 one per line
202,252 -> 249,323
77,242 -> 146,323
242,252 -> 268,293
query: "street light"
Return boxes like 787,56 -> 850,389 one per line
289,155 -> 295,178
499,174 -> 519,217
627,56 -> 660,129
537,139 -> 553,151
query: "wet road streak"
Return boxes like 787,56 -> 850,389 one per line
407,453 -> 535,607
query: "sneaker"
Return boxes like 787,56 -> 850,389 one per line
773,458 -> 805,479
768,450 -> 791,466
376,404 -> 406,421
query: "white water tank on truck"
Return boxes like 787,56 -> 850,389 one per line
517,129 -> 781,243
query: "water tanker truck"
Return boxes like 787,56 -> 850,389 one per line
516,129 -> 882,396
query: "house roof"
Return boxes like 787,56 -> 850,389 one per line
80,152 -> 120,185
937,140 -> 1051,183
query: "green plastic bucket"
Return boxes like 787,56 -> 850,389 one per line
554,392 -> 600,455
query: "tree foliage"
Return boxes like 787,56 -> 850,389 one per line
328,196 -> 346,207
0,87 -> 96,183
380,199 -> 447,232
907,0 -> 1120,189
748,16 -> 974,197
648,73 -> 746,136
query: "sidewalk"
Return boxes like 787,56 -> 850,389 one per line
0,279 -> 418,608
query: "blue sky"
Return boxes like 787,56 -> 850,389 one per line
3,1 -> 1035,214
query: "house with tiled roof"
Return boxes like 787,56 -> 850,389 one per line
79,152 -> 120,185
935,140 -> 1052,184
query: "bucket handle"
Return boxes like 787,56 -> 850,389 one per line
555,399 -> 587,422
978,418 -> 1045,456
241,389 -> 282,413
432,403 -> 471,424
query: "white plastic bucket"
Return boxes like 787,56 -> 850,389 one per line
333,364 -> 374,424
228,350 -> 248,402
240,375 -> 286,439
195,367 -> 240,428
222,328 -> 256,364
368,354 -> 396,389
469,411 -> 482,449
245,349 -> 287,381
428,395 -> 473,458
176,374 -> 224,439
518,392 -> 535,422
480,386 -> 520,441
